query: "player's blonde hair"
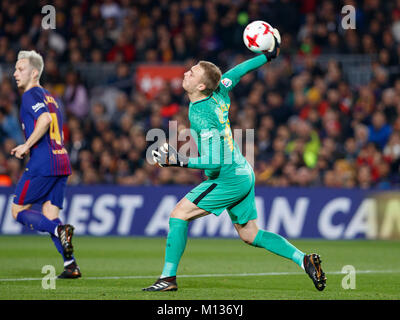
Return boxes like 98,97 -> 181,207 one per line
17,50 -> 44,80
198,61 -> 222,96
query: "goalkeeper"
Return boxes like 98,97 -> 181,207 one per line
143,35 -> 326,292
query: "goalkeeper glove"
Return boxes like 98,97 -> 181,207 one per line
152,143 -> 189,167
265,28 -> 281,61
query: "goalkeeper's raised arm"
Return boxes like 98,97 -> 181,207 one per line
220,35 -> 280,92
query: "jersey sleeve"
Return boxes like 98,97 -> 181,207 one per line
219,54 -> 268,93
23,88 -> 49,120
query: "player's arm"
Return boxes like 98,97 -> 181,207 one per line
152,133 -> 222,170
11,112 -> 52,159
220,37 -> 280,92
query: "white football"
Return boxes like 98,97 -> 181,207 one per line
243,20 -> 281,53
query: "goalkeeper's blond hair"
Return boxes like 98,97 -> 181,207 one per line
198,61 -> 222,96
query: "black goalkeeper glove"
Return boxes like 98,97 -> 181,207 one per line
265,35 -> 280,61
152,143 -> 189,167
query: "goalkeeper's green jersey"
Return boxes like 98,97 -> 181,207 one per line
187,54 -> 268,179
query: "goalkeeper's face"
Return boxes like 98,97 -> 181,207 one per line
182,64 -> 206,94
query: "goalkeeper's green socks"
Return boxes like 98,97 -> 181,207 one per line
252,230 -> 305,269
161,218 -> 189,278
159,220 -> 304,278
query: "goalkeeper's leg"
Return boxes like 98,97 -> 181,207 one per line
142,197 -> 209,292
234,220 -> 326,291
235,220 -> 305,267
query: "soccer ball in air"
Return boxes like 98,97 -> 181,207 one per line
243,20 -> 281,53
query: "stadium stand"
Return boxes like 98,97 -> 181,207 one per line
0,0 -> 400,188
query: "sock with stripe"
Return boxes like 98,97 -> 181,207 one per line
160,218 -> 189,278
16,210 -> 58,235
51,218 -> 75,265
252,230 -> 305,269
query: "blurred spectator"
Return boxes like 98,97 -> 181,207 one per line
286,119 -> 320,168
357,165 -> 373,189
106,32 -> 135,62
63,70 -> 89,119
367,111 -> 393,150
0,101 -> 24,145
101,0 -> 122,20
384,132 -> 400,162
107,63 -> 132,95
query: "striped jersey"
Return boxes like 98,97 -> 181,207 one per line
19,86 -> 71,176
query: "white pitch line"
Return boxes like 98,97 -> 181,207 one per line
0,270 -> 399,282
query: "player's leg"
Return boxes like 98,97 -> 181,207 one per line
12,174 -> 75,259
230,182 -> 327,291
12,173 -> 60,235
42,200 -> 71,262
12,202 -> 59,235
42,200 -> 81,279
143,176 -> 250,292
42,175 -> 79,277
162,197 -> 209,276
234,219 -> 305,267
11,203 -> 32,221
228,167 -> 305,266
142,197 -> 210,291
234,219 -> 326,290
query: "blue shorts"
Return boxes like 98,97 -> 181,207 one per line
13,172 -> 68,209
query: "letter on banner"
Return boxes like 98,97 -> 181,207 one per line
117,195 -> 144,235
145,196 -> 177,235
67,195 -> 93,234
318,197 -> 351,239
344,198 -> 377,239
267,197 -> 309,238
88,195 -> 117,235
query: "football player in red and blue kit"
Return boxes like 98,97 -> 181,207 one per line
11,50 -> 81,279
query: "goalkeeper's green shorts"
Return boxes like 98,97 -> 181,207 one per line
185,166 -> 257,225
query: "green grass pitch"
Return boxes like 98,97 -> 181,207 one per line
0,236 -> 399,300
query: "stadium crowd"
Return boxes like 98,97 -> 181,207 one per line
1,0 -> 400,189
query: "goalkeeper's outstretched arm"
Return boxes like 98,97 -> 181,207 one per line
220,35 -> 280,92
221,54 -> 268,90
